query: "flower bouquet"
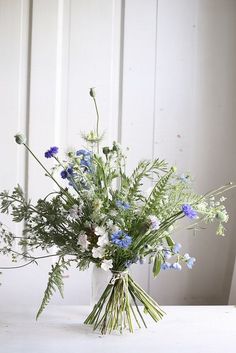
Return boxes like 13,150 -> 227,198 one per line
0,88 -> 235,334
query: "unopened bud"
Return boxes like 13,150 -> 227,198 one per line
89,87 -> 96,98
14,133 -> 26,145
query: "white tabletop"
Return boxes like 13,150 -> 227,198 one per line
0,305 -> 236,353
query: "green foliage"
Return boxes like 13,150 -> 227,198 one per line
36,258 -> 68,319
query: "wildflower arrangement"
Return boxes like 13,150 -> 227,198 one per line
0,88 -> 235,334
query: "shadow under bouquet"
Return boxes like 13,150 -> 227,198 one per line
0,88 -> 235,334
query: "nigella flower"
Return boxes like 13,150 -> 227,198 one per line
111,230 -> 132,249
44,146 -> 58,158
182,204 -> 198,219
116,200 -> 130,210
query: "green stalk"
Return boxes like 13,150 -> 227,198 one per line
23,143 -> 75,204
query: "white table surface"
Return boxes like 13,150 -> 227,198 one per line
0,305 -> 236,353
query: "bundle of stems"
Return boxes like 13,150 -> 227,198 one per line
84,271 -> 165,334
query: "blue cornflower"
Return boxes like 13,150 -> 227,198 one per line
171,262 -> 182,271
61,170 -> 68,179
116,200 -> 130,210
187,257 -> 196,269
111,230 -> 132,249
173,243 -> 182,254
60,166 -> 74,179
161,262 -> 171,270
44,146 -> 58,158
182,204 -> 198,219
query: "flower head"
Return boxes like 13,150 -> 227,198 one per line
186,257 -> 196,269
44,146 -> 58,158
161,262 -> 171,270
164,250 -> 172,259
92,247 -> 105,259
76,149 -> 92,171
116,200 -> 130,210
77,232 -> 90,251
148,215 -> 160,230
111,230 -> 132,249
182,204 -> 198,219
173,243 -> 182,254
101,259 -> 113,271
97,233 -> 109,247
171,262 -> 182,271
60,167 -> 74,179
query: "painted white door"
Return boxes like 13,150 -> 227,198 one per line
1,0 -> 236,307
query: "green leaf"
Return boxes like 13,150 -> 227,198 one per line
166,235 -> 175,246
153,256 -> 161,277
36,258 -> 66,320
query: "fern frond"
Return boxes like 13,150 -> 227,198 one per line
143,167 -> 175,214
36,258 -> 67,320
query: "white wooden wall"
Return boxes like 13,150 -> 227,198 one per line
1,0 -> 236,306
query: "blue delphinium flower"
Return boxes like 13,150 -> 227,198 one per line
161,262 -> 171,270
116,200 -> 130,210
44,146 -> 58,158
182,204 -> 197,219
111,230 -> 132,249
186,257 -> 196,269
173,243 -> 182,254
171,262 -> 182,271
76,149 -> 92,171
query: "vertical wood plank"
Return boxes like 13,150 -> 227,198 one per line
120,0 -> 158,292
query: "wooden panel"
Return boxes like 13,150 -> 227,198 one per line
120,0 -> 158,292
0,0 -> 32,302
150,0 -> 236,305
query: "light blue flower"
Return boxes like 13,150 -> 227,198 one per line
173,243 -> 182,254
187,257 -> 196,269
111,230 -> 132,249
161,262 -> 171,270
171,262 -> 182,271
164,250 -> 172,259
182,204 -> 197,219
116,200 -> 130,210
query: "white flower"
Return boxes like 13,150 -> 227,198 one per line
109,210 -> 118,217
106,219 -> 114,228
68,204 -> 83,219
92,246 -> 105,259
148,215 -> 160,230
94,226 -> 107,236
93,199 -> 102,211
101,259 -> 113,271
77,232 -> 90,251
97,233 -> 109,247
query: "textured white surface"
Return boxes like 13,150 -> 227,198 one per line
0,306 -> 236,353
